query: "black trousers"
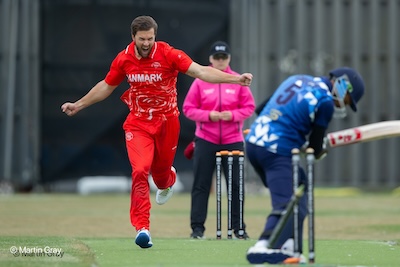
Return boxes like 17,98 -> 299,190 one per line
190,138 -> 246,233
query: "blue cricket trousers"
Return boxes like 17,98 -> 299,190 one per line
245,142 -> 308,251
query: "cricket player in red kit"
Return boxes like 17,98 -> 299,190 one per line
61,15 -> 253,249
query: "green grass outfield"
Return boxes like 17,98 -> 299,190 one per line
0,190 -> 399,267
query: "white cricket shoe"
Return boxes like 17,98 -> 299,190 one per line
135,228 -> 153,249
246,246 -> 294,264
281,238 -> 294,253
246,238 -> 305,264
155,167 -> 176,205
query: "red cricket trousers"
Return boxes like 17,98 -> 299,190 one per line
123,113 -> 179,231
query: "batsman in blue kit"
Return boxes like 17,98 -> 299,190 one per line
245,67 -> 365,264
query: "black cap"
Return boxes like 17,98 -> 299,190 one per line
210,41 -> 230,56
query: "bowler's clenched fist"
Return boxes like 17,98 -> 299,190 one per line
61,102 -> 79,116
239,73 -> 253,86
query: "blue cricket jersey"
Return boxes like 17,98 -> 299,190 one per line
246,75 -> 334,156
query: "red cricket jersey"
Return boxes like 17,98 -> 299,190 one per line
105,41 -> 193,119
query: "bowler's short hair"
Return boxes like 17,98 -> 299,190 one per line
131,16 -> 158,36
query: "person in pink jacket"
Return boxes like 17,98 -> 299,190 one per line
183,41 -> 256,239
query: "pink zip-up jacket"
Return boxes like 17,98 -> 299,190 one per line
183,66 -> 255,145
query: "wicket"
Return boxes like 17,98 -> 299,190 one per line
215,150 -> 245,239
292,148 -> 301,258
292,147 -> 316,264
306,147 -> 315,263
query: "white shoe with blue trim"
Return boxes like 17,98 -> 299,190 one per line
135,229 -> 153,249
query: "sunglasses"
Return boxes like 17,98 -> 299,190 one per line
212,53 -> 229,60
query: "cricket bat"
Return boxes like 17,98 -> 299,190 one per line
327,120 -> 400,148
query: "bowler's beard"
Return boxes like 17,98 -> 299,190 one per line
135,44 -> 151,58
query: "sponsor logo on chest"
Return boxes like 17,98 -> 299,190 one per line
127,73 -> 162,82
225,88 -> 236,94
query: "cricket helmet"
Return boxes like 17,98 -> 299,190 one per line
329,67 -> 365,112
